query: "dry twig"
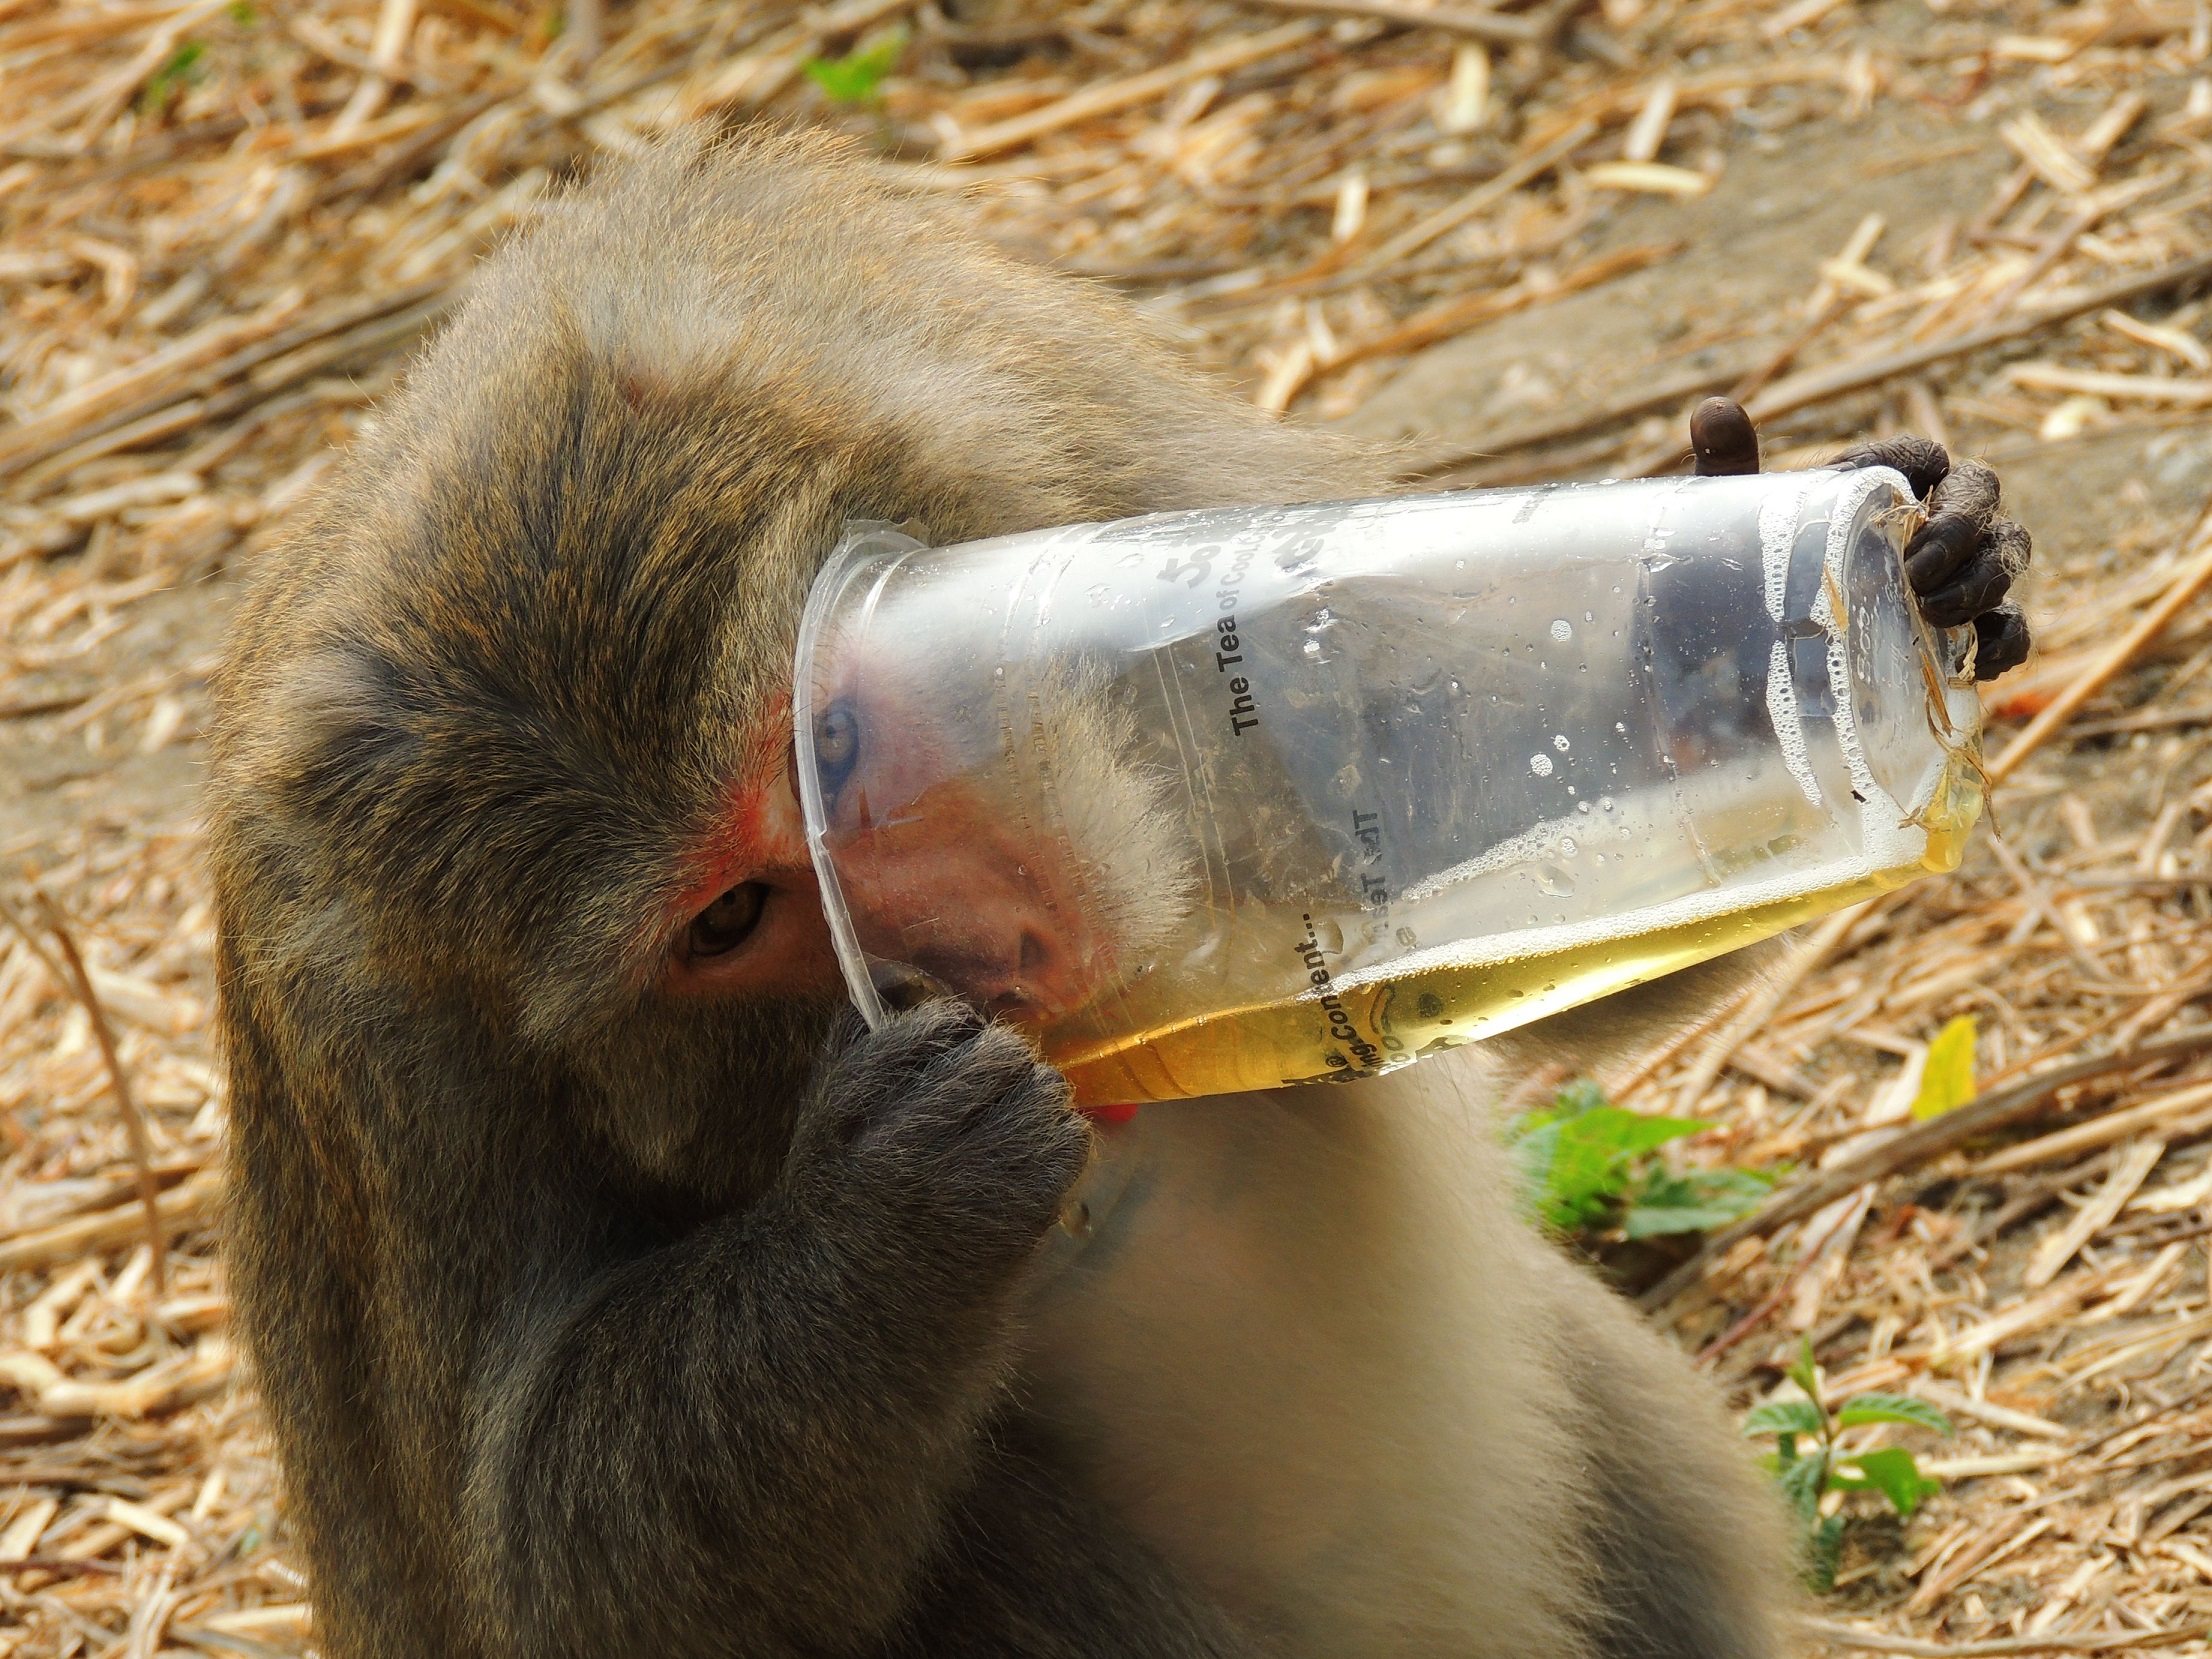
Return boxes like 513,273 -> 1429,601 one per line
2,897 -> 168,1293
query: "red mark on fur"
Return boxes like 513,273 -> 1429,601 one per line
1080,1102 -> 1141,1126
670,704 -> 802,923
674,794 -> 768,920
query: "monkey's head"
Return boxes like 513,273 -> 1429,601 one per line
207,131 -> 1355,1175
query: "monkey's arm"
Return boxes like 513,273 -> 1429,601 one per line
461,1004 -> 1087,1657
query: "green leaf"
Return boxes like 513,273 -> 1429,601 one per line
1510,1080 -> 1781,1238
1805,1512 -> 1847,1593
1835,1394 -> 1954,1436
1623,1201 -> 1752,1237
1911,1014 -> 1978,1121
1508,1099 -> 1708,1231
1786,1338 -> 1821,1404
1551,1077 -> 1610,1118
1742,1399 -> 1824,1439
803,24 -> 909,104
1625,1166 -> 1776,1237
1834,1446 -> 1940,1518
139,40 -> 206,114
1776,1446 -> 1829,1525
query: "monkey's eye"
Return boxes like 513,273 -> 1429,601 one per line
686,883 -> 767,958
813,700 -> 861,802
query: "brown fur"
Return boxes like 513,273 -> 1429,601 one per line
208,129 -> 1790,1659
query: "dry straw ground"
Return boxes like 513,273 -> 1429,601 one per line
8,0 -> 2212,1651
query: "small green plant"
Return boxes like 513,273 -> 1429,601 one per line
225,1 -> 257,24
1508,1079 -> 1775,1238
1743,1341 -> 1951,1590
804,24 -> 909,105
140,40 -> 207,116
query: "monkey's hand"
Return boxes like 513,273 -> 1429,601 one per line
1689,397 -> 2033,681
792,1000 -> 1090,1268
459,1002 -> 1087,1654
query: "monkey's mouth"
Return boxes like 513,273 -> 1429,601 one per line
864,918 -> 1120,1032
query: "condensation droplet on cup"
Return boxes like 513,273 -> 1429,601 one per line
1086,584 -> 1110,606
1529,753 -> 1554,777
1552,734 -> 1570,752
1549,618 -> 1573,643
1559,836 -> 1579,857
1534,865 -> 1575,898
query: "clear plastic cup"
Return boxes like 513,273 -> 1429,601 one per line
793,468 -> 1983,1107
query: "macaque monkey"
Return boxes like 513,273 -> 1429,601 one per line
207,131 -> 2031,1659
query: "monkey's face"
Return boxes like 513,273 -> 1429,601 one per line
211,127 -> 1346,1171
218,338 -> 1172,1191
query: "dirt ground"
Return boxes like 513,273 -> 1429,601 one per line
9,0 -> 2212,1651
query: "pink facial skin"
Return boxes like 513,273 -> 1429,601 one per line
661,706 -> 842,1003
660,688 -> 1142,1124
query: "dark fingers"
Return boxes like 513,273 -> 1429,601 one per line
1831,439 -> 2031,674
1832,434 -> 1951,498
1690,397 -> 1761,477
1973,603 -> 2032,680
1917,556 -> 2014,628
1924,456 -> 2000,525
1903,459 -> 2003,593
1919,514 -> 2032,631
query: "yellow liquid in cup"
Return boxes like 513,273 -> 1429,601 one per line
1044,759 -> 1979,1108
